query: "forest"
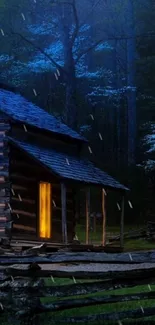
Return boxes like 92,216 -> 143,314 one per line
0,0 -> 155,225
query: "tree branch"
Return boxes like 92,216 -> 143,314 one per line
75,31 -> 150,63
11,31 -> 67,75
75,38 -> 104,63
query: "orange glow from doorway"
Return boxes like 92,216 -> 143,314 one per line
39,182 -> 51,238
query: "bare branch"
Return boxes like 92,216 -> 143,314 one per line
75,38 -> 104,63
11,31 -> 67,75
75,31 -> 154,64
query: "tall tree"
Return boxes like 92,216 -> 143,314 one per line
126,0 -> 136,166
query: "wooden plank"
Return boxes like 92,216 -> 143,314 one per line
61,183 -> 68,244
0,182 -> 10,189
11,200 -> 36,214
0,171 -> 9,177
0,217 -> 7,222
102,189 -> 106,246
11,174 -> 36,182
12,197 -> 35,205
13,224 -> 36,232
12,215 -> 36,227
10,291 -> 155,316
11,209 -> 36,218
86,188 -> 90,244
12,184 -> 30,191
0,229 -> 5,236
4,266 -> 155,279
43,307 -> 155,324
0,208 -> 10,216
120,195 -> 125,248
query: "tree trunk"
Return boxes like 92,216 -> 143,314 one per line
65,66 -> 78,129
126,0 -> 136,166
61,5 -> 78,130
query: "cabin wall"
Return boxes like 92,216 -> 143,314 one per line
0,112 -> 11,240
10,146 -> 75,242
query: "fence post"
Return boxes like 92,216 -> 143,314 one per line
120,195 -> 125,248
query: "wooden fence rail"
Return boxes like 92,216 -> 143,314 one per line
1,251 -> 155,324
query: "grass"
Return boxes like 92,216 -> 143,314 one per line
76,223 -> 155,251
39,278 -> 155,324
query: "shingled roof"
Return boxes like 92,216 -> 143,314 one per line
0,89 -> 86,142
9,137 -> 129,191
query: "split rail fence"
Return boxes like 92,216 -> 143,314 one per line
1,251 -> 155,324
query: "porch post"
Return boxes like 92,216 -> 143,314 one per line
102,188 -> 106,246
86,188 -> 90,244
61,183 -> 68,244
120,195 -> 125,248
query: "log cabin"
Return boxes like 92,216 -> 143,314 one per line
0,87 -> 129,247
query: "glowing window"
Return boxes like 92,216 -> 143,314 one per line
39,182 -> 51,238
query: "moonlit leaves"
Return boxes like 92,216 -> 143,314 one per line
95,42 -> 113,52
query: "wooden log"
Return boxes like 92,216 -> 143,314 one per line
12,197 -> 35,205
0,274 -> 155,297
4,265 -> 155,279
120,195 -> 125,248
13,224 -> 36,232
86,188 -> 90,244
11,201 -> 36,215
46,306 -> 155,323
11,173 -> 36,183
14,291 -> 155,317
102,188 -> 106,246
12,184 -> 30,191
12,210 -> 36,218
61,183 -> 68,244
0,182 -> 10,190
1,251 -> 155,265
